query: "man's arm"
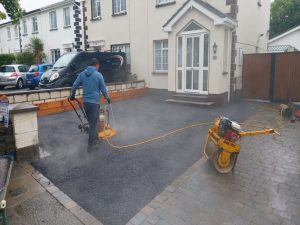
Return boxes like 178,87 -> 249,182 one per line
69,74 -> 82,99
98,74 -> 110,103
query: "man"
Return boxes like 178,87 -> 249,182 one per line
69,58 -> 110,149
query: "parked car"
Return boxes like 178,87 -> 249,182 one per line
0,64 -> 29,89
39,51 -> 128,88
26,64 -> 53,90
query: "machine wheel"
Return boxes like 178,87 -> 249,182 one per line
16,79 -> 24,89
213,149 -> 237,174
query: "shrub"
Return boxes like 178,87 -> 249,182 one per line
0,54 -> 15,67
15,52 -> 35,65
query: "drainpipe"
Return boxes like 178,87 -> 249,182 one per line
228,28 -> 236,103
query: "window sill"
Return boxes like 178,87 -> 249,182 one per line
22,34 -> 28,36
7,39 -> 11,41
90,17 -> 102,21
49,28 -> 58,31
152,71 -> 168,75
112,11 -> 127,17
63,25 -> 71,29
156,1 -> 176,8
222,71 -> 228,75
32,32 -> 39,34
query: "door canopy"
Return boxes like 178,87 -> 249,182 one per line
163,0 -> 237,32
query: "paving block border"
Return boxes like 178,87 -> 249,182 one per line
20,163 -> 104,225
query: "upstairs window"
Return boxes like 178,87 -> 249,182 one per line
7,27 -> 11,40
91,0 -> 101,19
22,20 -> 28,35
63,7 -> 71,27
32,16 -> 38,33
113,0 -> 126,15
49,11 -> 58,30
157,0 -> 175,6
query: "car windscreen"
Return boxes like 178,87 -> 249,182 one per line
53,53 -> 77,69
0,66 -> 15,73
29,65 -> 39,72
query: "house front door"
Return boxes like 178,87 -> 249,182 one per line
177,32 -> 209,94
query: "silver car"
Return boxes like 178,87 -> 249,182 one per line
0,64 -> 29,89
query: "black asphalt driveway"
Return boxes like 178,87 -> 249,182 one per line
34,90 -> 257,225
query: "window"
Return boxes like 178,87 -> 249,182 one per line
51,49 -> 61,63
14,26 -> 19,39
157,0 -> 175,5
111,44 -> 131,64
113,0 -> 126,15
154,40 -> 168,72
18,65 -> 29,72
7,27 -> 11,40
43,65 -> 53,72
91,0 -> 101,19
63,7 -> 71,27
22,20 -> 28,35
32,17 -> 38,33
49,11 -> 58,30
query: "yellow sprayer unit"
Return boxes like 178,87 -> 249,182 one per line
204,117 -> 277,174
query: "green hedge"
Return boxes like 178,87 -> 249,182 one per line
0,52 -> 35,67
0,54 -> 15,67
15,52 -> 34,65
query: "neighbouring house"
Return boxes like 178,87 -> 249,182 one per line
0,0 -> 83,63
268,25 -> 300,53
84,0 -> 270,104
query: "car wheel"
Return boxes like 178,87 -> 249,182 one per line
16,79 -> 24,89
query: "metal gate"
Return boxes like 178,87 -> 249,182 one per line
242,52 -> 300,102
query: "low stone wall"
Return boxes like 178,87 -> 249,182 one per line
5,80 -> 148,116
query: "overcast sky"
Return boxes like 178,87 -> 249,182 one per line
0,0 -> 62,23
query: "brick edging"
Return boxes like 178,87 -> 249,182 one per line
20,164 -> 103,225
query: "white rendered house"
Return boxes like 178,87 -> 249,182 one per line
0,0 -> 83,63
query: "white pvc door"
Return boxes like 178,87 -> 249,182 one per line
177,33 -> 209,94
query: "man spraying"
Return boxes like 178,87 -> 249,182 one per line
69,58 -> 110,150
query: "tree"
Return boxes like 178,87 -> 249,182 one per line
0,0 -> 23,23
270,0 -> 300,38
26,37 -> 46,64
15,51 -> 34,65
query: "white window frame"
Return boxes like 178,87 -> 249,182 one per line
113,0 -> 126,15
32,16 -> 38,33
7,27 -> 11,40
63,7 -> 71,27
154,40 -> 168,72
157,0 -> 175,5
91,0 -> 101,19
14,25 -> 19,39
111,44 -> 131,64
51,49 -> 61,64
22,20 -> 28,35
49,11 -> 58,30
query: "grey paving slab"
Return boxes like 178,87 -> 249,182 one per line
34,90 -> 258,225
7,191 -> 83,225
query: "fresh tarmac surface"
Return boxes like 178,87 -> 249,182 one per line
34,90 -> 257,225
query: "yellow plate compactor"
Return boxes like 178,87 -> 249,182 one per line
204,117 -> 277,174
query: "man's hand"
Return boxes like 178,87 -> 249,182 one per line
68,94 -> 75,101
106,96 -> 111,104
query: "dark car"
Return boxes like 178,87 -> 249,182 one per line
26,64 -> 53,90
39,51 -> 128,88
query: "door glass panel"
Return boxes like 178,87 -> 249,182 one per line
178,70 -> 182,90
193,37 -> 199,67
203,34 -> 209,67
193,70 -> 199,90
178,37 -> 182,68
203,70 -> 208,91
186,38 -> 193,67
186,70 -> 192,89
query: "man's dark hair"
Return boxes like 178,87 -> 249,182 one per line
89,58 -> 99,66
